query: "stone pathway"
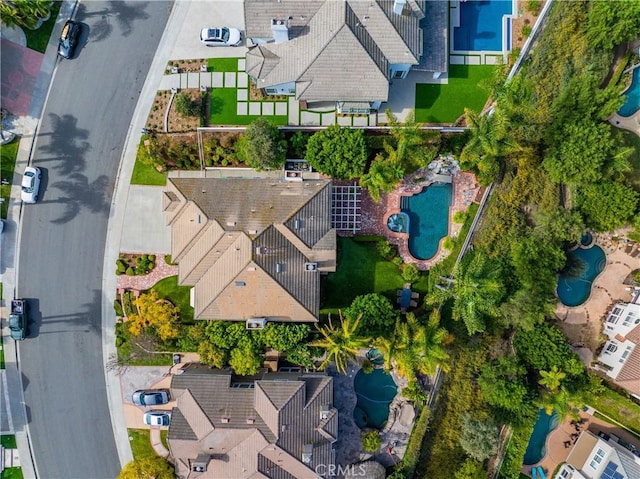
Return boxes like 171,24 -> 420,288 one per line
116,254 -> 178,292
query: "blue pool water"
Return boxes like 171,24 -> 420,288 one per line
524,409 -> 559,465
387,212 -> 410,233
619,68 -> 640,118
405,183 -> 452,261
353,369 -> 397,429
556,245 -> 606,307
454,0 -> 513,52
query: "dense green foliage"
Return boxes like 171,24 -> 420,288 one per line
236,117 -> 287,170
587,0 -> 640,50
343,293 -> 398,336
305,125 -> 368,179
174,92 -> 200,117
361,430 -> 381,453
459,414 -> 500,461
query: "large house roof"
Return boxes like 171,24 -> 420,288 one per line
245,0 -> 425,102
164,177 -> 336,322
614,323 -> 640,396
168,365 -> 337,479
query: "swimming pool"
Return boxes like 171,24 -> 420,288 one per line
454,0 -> 513,52
556,245 -> 606,307
619,67 -> 640,118
404,183 -> 452,261
353,369 -> 397,429
523,409 -> 559,465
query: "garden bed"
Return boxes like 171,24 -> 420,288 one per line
117,253 -> 157,276
146,89 -> 202,133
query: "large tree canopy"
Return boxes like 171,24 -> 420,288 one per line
575,181 -> 639,232
587,0 -> 640,51
305,125 -> 368,179
343,293 -> 397,336
236,117 -> 287,170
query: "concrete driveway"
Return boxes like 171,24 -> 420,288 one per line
120,185 -> 171,253
168,0 -> 248,60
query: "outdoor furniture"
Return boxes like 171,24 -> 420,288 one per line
397,290 -> 403,296
409,300 -> 418,308
398,288 -> 412,309
411,292 -> 419,299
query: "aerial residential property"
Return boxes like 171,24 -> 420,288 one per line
2,1 -> 640,479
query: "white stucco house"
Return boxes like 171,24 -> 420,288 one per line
596,289 -> 640,400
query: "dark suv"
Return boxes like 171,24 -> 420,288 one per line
58,20 -> 80,59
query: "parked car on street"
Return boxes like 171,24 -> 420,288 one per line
132,389 -> 170,406
200,27 -> 241,47
21,166 -> 41,203
9,299 -> 29,341
58,20 -> 80,58
143,410 -> 171,427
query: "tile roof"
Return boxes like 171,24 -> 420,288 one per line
614,324 -> 640,396
168,366 -> 337,479
245,0 -> 427,102
165,178 -> 335,322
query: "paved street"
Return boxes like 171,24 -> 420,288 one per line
16,2 -> 172,477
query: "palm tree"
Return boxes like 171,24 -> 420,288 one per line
375,311 -> 450,382
385,108 -> 440,170
360,154 -> 404,202
428,251 -> 505,335
460,108 -> 522,185
539,366 -> 566,393
309,312 -> 371,374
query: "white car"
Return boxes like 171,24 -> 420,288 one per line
143,410 -> 171,427
200,27 -> 241,47
21,166 -> 41,203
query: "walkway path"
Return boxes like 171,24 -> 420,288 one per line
116,256 -> 178,292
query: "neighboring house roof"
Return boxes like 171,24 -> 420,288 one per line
564,431 -> 640,479
244,0 -> 425,102
613,324 -> 640,397
168,365 -> 337,479
164,178 -> 336,322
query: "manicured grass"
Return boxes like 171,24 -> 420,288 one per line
415,65 -> 494,124
1,435 -> 17,449
160,430 -> 168,450
131,158 -> 167,186
0,467 -> 24,479
24,1 -> 62,53
621,129 -> 640,191
1,137 -> 20,219
207,57 -> 241,72
589,386 -> 640,438
128,429 -> 155,459
209,87 -> 287,126
151,275 -> 194,323
321,236 -> 429,313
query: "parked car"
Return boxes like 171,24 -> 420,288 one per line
132,389 -> 170,406
58,20 -> 80,58
143,410 -> 171,427
21,166 -> 41,203
9,299 -> 28,341
200,27 -> 241,47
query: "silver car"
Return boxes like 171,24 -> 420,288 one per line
21,166 -> 41,203
143,410 -> 171,427
132,389 -> 170,406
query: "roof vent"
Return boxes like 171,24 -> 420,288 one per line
393,0 -> 407,15
221,417 -> 230,424
321,404 -> 330,420
248,229 -> 257,234
294,219 -> 301,230
256,246 -> 266,255
302,444 -> 313,464
276,263 -> 284,273
226,221 -> 236,227
246,418 -> 255,424
235,281 -> 246,287
271,18 -> 289,44
305,262 -> 318,272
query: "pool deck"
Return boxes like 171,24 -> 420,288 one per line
357,166 -> 480,270
520,410 -> 640,478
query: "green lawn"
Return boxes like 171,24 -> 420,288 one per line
131,158 -> 167,186
589,386 -> 640,438
151,275 -> 194,323
415,65 -> 494,124
0,467 -> 24,479
207,57 -> 240,72
321,236 -> 429,313
128,429 -> 155,459
1,138 -> 20,219
24,1 -> 62,53
621,129 -> 640,191
1,435 -> 17,449
209,87 -> 288,126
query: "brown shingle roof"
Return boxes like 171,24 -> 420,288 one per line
165,178 -> 335,322
614,325 -> 640,396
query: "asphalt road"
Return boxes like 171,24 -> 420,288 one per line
17,2 -> 172,478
